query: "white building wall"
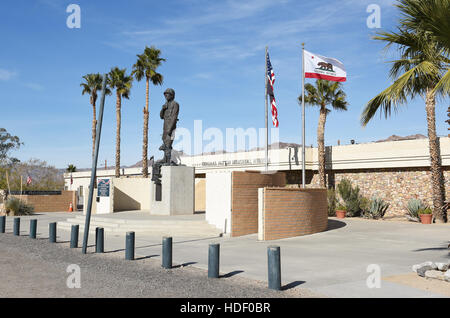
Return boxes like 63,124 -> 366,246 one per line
205,172 -> 232,234
114,178 -> 152,211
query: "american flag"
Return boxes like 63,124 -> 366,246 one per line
26,176 -> 32,185
266,52 -> 279,127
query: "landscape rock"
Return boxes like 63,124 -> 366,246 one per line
417,266 -> 434,277
412,262 -> 437,273
435,262 -> 450,271
424,270 -> 445,281
445,270 -> 450,283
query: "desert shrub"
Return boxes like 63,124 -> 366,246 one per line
364,197 -> 390,219
337,179 -> 363,217
327,188 -> 336,216
337,179 -> 352,202
5,197 -> 34,216
406,198 -> 426,222
418,207 -> 432,215
359,197 -> 371,216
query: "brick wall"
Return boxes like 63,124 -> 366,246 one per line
12,191 -> 77,212
262,188 -> 328,241
231,171 -> 286,237
307,167 -> 450,217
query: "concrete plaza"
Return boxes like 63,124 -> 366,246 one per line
1,212 -> 449,298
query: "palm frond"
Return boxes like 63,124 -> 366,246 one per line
298,79 -> 348,111
432,68 -> 450,96
132,46 -> 165,86
109,67 -> 133,98
397,0 -> 450,51
360,61 -> 437,126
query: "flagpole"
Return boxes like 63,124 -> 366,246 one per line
265,46 -> 269,172
301,43 -> 306,189
82,74 -> 107,254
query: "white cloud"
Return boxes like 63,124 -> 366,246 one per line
23,82 -> 44,91
111,0 -> 398,71
0,69 -> 17,81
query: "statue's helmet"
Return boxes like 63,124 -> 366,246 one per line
164,88 -> 175,98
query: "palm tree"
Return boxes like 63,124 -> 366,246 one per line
132,46 -> 165,178
298,80 -> 348,188
80,74 -> 111,159
66,164 -> 77,173
396,0 -> 450,94
108,67 -> 133,178
361,19 -> 448,222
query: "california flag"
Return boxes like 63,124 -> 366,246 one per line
304,50 -> 346,82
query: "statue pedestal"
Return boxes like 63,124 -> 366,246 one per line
150,166 -> 195,216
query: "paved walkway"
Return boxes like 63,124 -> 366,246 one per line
2,212 -> 449,298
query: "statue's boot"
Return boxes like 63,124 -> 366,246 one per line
163,148 -> 172,165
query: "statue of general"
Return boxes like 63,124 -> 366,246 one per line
159,88 -> 179,165
151,88 -> 180,190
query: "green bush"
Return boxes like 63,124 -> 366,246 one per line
406,198 -> 426,221
337,179 -> 352,202
359,197 -> 371,216
337,179 -> 363,217
418,207 -> 432,215
5,197 -> 34,216
327,189 -> 337,216
364,197 -> 390,219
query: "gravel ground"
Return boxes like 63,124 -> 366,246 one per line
0,233 -> 321,298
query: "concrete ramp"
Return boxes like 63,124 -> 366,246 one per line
57,211 -> 223,238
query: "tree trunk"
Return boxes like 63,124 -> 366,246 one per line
317,107 -> 327,188
91,96 -> 97,161
425,88 -> 447,223
142,79 -> 149,178
115,91 -> 121,178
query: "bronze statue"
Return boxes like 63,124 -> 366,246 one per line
151,89 -> 180,197
159,88 -> 179,165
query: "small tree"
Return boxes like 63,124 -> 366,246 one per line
8,159 -> 64,191
66,164 -> 77,173
0,128 -> 22,167
327,188 -> 337,216
337,179 -> 363,217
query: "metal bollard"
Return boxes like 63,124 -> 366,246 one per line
49,222 -> 57,243
29,219 -> 37,239
267,246 -> 281,290
0,215 -> 6,233
208,243 -> 220,278
96,227 -> 104,253
95,227 -> 99,247
162,237 -> 173,269
70,225 -> 79,248
125,232 -> 135,260
13,218 -> 20,236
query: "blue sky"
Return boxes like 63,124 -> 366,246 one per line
0,0 -> 448,169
